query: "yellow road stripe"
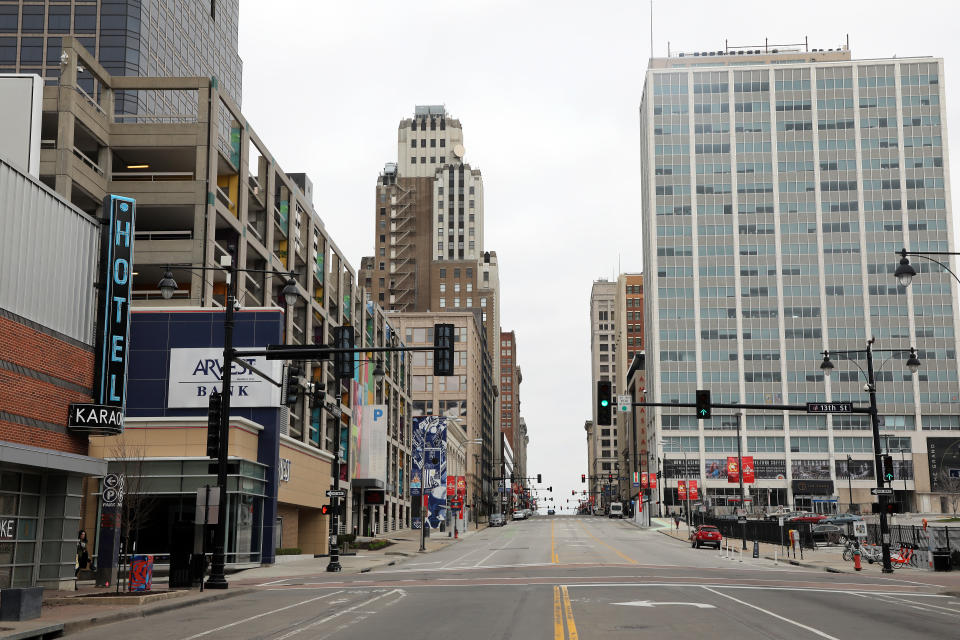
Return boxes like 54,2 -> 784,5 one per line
575,521 -> 639,564
553,586 -> 564,640
551,520 -> 559,563
561,586 -> 579,640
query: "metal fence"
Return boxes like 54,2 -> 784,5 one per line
865,524 -> 960,557
691,513 -> 816,549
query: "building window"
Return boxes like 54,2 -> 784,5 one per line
440,298 -> 446,308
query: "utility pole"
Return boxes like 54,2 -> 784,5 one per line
865,343 -> 894,573
736,411 -> 746,550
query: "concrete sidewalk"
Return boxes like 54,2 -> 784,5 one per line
654,520 -> 960,581
0,524 -> 488,640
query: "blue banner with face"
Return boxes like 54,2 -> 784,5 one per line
412,416 -> 447,529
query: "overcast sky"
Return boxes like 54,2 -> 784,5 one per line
238,0 -> 960,510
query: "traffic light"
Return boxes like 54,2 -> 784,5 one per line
872,501 -> 903,515
597,380 -> 612,426
548,486 -> 553,492
572,490 -> 575,496
321,504 -> 332,516
608,473 -> 613,482
537,474 -> 542,484
206,390 -> 222,459
696,389 -> 711,419
284,365 -> 302,407
333,325 -> 354,379
581,474 -> 586,483
434,323 -> 455,376
881,454 -> 895,483
656,470 -> 662,479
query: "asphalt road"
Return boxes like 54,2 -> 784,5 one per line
68,516 -> 960,639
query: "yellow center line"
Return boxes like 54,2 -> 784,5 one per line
561,585 -> 579,640
553,586 -> 564,640
551,520 -> 559,563
575,520 -> 639,564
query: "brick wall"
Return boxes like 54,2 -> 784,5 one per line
0,315 -> 94,455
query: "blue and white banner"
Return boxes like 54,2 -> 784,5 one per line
412,416 -> 447,529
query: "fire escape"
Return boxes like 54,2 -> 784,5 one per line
389,180 -> 417,312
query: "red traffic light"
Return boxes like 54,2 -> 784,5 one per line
321,504 -> 331,515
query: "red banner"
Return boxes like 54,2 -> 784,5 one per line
447,476 -> 456,496
688,479 -> 699,501
677,480 -> 687,500
649,472 -> 657,489
456,476 -> 467,496
741,457 -> 755,484
641,472 -> 649,489
727,457 -> 740,483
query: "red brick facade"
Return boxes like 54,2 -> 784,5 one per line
0,315 -> 94,455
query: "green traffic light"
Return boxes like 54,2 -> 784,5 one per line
600,399 -> 609,407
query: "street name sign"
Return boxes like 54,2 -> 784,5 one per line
806,402 -> 853,413
326,489 -> 347,497
871,487 -> 894,495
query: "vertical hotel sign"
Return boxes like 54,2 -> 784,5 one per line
69,195 -> 135,435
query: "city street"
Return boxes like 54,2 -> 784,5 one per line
68,516 -> 960,640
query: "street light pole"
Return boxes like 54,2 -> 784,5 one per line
736,412 -> 746,550
864,342 -> 894,574
846,455 -> 854,514
206,258 -> 236,589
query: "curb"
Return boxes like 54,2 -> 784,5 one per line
60,587 -> 257,635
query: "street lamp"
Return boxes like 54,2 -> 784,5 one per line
846,455 -> 854,514
372,360 -> 385,382
158,258 -> 298,588
819,339 -> 921,574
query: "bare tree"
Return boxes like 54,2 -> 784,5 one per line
937,469 -> 960,516
108,438 -> 156,591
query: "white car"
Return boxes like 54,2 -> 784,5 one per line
608,502 -> 624,519
512,510 -> 526,520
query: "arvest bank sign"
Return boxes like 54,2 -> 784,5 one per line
167,348 -> 282,408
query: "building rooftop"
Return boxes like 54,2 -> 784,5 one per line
650,37 -> 852,68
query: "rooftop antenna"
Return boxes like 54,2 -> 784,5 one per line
650,0 -> 653,57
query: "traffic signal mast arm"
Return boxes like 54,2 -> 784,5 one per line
625,400 -> 874,414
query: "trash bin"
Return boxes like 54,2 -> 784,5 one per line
932,549 -> 952,572
129,555 -> 154,591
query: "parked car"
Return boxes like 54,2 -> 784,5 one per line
512,510 -> 526,520
608,502 -> 624,519
824,514 -> 863,525
690,525 -> 723,549
547,509 -> 555,515
812,523 -> 846,545
788,513 -> 828,523
489,513 -> 505,527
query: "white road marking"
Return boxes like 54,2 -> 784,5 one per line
271,589 -> 405,640
179,590 -> 344,640
612,600 -> 715,609
701,586 -> 842,640
256,576 -> 296,586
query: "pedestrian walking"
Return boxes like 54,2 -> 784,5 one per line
674,514 -> 680,531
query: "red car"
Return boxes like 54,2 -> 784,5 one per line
690,525 -> 723,549
788,514 -> 827,523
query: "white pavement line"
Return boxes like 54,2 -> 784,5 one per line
179,590 -> 344,640
472,547 -> 502,567
866,593 -> 960,617
701,586 -> 840,640
257,576 -> 296,586
272,589 -> 405,640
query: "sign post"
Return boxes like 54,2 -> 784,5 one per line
96,473 -> 124,587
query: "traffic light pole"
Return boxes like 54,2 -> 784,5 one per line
865,345 -> 894,574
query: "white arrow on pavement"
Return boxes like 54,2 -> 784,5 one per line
612,601 -> 715,609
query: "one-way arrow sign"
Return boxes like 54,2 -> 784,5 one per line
871,487 -> 894,496
612,601 -> 715,609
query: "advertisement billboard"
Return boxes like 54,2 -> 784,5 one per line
357,405 -> 388,483
412,416 -> 447,529
167,348 -> 282,408
927,437 -> 960,491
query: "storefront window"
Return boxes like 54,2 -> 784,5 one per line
0,471 -> 42,587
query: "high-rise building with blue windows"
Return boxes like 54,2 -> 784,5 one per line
0,0 -> 241,115
641,43 -> 960,514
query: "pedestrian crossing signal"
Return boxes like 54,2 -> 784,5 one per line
696,389 -> 711,419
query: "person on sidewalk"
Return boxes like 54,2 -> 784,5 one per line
674,515 -> 680,531
75,529 -> 89,577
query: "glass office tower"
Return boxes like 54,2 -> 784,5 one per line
641,45 -> 960,514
